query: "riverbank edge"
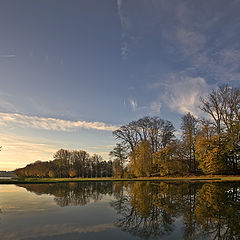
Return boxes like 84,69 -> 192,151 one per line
1,176 -> 240,184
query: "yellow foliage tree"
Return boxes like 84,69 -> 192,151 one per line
152,148 -> 171,176
195,132 -> 227,174
129,140 -> 152,177
152,142 -> 185,176
69,169 -> 77,178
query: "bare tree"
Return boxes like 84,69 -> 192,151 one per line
113,116 -> 175,154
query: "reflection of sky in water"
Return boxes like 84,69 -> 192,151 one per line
0,185 -> 56,213
0,184 -> 185,240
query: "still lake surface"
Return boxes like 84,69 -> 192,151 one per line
0,181 -> 240,240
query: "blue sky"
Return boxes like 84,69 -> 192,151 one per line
1,0 -> 240,170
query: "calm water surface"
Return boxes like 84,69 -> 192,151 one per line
0,181 -> 240,240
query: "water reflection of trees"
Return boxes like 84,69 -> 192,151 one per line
19,181 -> 240,239
111,182 -> 202,239
19,182 -> 116,207
195,183 -> 240,240
112,182 -> 240,240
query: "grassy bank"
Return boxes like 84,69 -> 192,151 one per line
1,175 -> 240,184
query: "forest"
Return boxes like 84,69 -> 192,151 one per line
15,85 -> 240,178
15,150 -> 113,178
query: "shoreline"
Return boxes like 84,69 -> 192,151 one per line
1,175 -> 240,184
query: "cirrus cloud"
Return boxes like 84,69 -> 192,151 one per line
0,112 -> 118,132
150,74 -> 210,117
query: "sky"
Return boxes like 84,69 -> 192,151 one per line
1,0 -> 240,170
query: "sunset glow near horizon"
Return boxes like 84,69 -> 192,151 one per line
1,0 -> 240,170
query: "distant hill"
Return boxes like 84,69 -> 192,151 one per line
0,171 -> 15,177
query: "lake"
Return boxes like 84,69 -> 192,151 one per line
0,181 -> 240,240
0,177 -> 14,180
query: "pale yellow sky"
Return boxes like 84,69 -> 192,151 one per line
0,131 -> 113,171
0,133 -> 58,171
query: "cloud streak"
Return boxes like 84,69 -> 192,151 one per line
145,0 -> 240,116
150,101 -> 161,115
129,98 -> 137,112
116,0 -> 133,57
0,54 -> 16,58
0,112 -> 118,131
151,74 -> 209,117
166,1 -> 240,83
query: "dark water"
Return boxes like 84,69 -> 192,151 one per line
1,181 -> 240,240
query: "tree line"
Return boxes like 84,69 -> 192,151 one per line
15,149 -> 113,178
14,85 -> 240,178
111,85 -> 240,176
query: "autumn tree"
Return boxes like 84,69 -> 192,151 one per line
195,183 -> 240,239
181,112 -> 198,173
91,154 -> 102,177
199,85 -> 240,174
152,140 -> 187,176
113,116 -> 175,153
195,121 -> 227,174
109,143 -> 128,178
113,116 -> 176,177
129,140 -> 152,177
53,149 -> 71,177
15,149 -> 112,178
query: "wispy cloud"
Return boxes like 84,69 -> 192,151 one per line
117,0 -> 132,35
0,54 -> 16,58
150,101 -> 161,115
165,1 -> 240,83
86,145 -> 115,159
127,98 -> 162,115
150,74 -> 209,116
121,42 -> 128,57
146,0 -> 240,116
0,112 -> 118,131
116,0 -> 133,57
88,145 -> 114,150
129,98 -> 137,112
0,99 -> 18,112
176,28 -> 206,57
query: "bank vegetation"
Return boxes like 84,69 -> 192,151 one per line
14,85 -> 240,178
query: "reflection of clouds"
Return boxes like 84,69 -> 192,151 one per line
1,185 -> 116,239
1,198 -> 56,214
0,185 -> 56,214
0,223 -> 116,240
